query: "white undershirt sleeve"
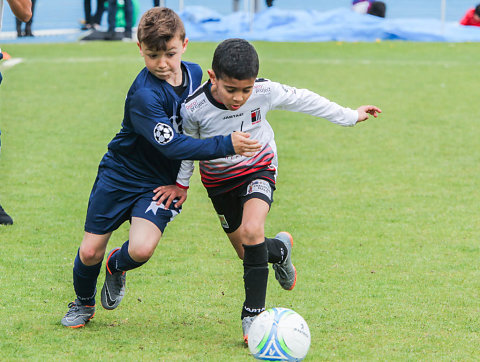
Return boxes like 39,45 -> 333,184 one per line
175,104 -> 197,188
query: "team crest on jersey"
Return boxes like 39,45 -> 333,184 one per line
153,123 -> 174,145
251,108 -> 262,125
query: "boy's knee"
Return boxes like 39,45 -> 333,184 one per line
79,245 -> 104,265
239,223 -> 264,245
129,244 -> 155,262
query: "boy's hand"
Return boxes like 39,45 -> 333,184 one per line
152,185 -> 187,209
356,105 -> 382,123
231,131 -> 262,157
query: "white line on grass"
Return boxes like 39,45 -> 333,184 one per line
0,28 -> 81,40
265,58 -> 480,67
17,56 -> 478,67
0,58 -> 24,71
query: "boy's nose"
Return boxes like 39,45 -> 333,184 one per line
233,93 -> 243,101
157,58 -> 167,68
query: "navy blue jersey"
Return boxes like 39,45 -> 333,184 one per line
98,61 -> 234,190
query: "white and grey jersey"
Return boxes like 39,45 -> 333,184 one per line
177,78 -> 358,191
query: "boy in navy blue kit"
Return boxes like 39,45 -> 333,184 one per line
61,9 -> 260,328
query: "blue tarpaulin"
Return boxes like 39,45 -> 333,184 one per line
1,5 -> 480,43
180,6 -> 480,42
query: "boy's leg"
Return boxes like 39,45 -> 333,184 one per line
101,192 -> 179,310
62,231 -> 111,328
101,218 -> 162,310
228,231 -> 287,264
237,198 -> 269,342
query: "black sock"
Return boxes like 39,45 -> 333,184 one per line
242,242 -> 268,319
73,249 -> 102,306
265,237 -> 288,264
107,240 -> 146,273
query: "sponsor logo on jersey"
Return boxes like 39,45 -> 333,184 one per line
251,108 -> 262,125
253,84 -> 271,94
223,112 -> 244,120
185,99 -> 206,111
153,123 -> 174,145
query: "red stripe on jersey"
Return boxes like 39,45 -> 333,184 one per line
199,146 -> 275,188
200,146 -> 273,173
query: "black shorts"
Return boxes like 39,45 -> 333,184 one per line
209,176 -> 275,234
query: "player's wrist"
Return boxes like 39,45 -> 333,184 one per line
176,182 -> 189,190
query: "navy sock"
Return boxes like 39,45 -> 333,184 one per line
265,237 -> 288,264
73,249 -> 102,306
107,240 -> 146,273
242,242 -> 268,319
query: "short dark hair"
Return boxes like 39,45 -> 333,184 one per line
475,4 -> 480,17
367,1 -> 386,18
137,7 -> 185,51
212,38 -> 259,80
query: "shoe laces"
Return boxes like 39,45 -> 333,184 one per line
65,301 -> 80,314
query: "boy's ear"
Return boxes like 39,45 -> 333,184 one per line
182,38 -> 189,53
137,42 -> 143,55
207,69 -> 216,84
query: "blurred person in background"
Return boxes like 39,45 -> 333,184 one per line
15,0 -> 34,36
460,4 -> 480,26
105,0 -> 132,39
233,0 -> 274,12
82,0 -> 106,30
0,0 -> 32,225
352,0 -> 386,18
352,0 -> 373,14
367,1 -> 386,18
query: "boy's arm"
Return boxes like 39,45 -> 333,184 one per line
129,89 -> 260,160
151,106 -> 197,210
269,81 -> 360,126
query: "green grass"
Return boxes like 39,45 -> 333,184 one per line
1,40 -> 480,360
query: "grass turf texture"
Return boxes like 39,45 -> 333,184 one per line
0,41 -> 479,360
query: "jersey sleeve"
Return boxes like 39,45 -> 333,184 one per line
128,88 -> 235,160
268,81 -> 358,127
175,103 -> 197,188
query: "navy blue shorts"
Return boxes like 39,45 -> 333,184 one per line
84,174 -> 181,235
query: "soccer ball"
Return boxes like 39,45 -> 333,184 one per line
248,308 -> 311,361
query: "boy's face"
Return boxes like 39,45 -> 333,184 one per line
208,70 -> 256,111
138,36 -> 188,84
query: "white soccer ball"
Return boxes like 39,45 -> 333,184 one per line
248,308 -> 311,361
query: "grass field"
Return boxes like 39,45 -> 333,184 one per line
1,40 -> 480,360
